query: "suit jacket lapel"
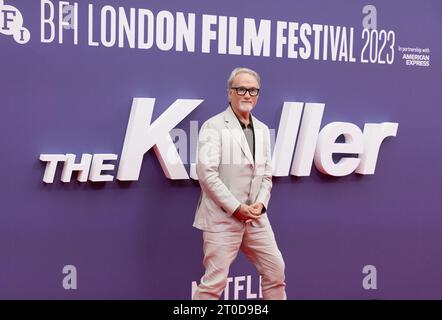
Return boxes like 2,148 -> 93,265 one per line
251,114 -> 265,168
224,106 -> 255,166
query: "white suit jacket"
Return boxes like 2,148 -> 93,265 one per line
193,106 -> 273,232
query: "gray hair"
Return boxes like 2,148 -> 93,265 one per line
227,67 -> 261,89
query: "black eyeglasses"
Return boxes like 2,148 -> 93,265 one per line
231,87 -> 260,97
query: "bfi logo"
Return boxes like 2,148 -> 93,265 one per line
40,97 -> 399,183
0,0 -> 30,44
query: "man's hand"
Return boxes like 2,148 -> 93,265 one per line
249,202 -> 264,216
233,204 -> 260,222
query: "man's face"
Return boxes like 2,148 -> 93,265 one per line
228,73 -> 260,114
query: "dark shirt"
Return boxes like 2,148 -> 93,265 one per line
231,106 -> 255,161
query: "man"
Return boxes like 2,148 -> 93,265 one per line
193,67 -> 286,300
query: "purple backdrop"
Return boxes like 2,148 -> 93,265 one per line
1,0 -> 441,299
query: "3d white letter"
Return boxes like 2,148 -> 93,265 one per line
89,154 -> 118,182
291,103 -> 325,176
117,98 -> 203,180
356,122 -> 398,175
314,122 -> 363,176
61,153 -> 93,183
40,154 -> 67,183
272,102 -> 304,176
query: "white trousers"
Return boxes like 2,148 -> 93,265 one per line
193,222 -> 287,300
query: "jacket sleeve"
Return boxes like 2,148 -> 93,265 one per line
255,126 -> 273,212
196,121 -> 241,215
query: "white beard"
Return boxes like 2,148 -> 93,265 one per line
239,102 -> 254,113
